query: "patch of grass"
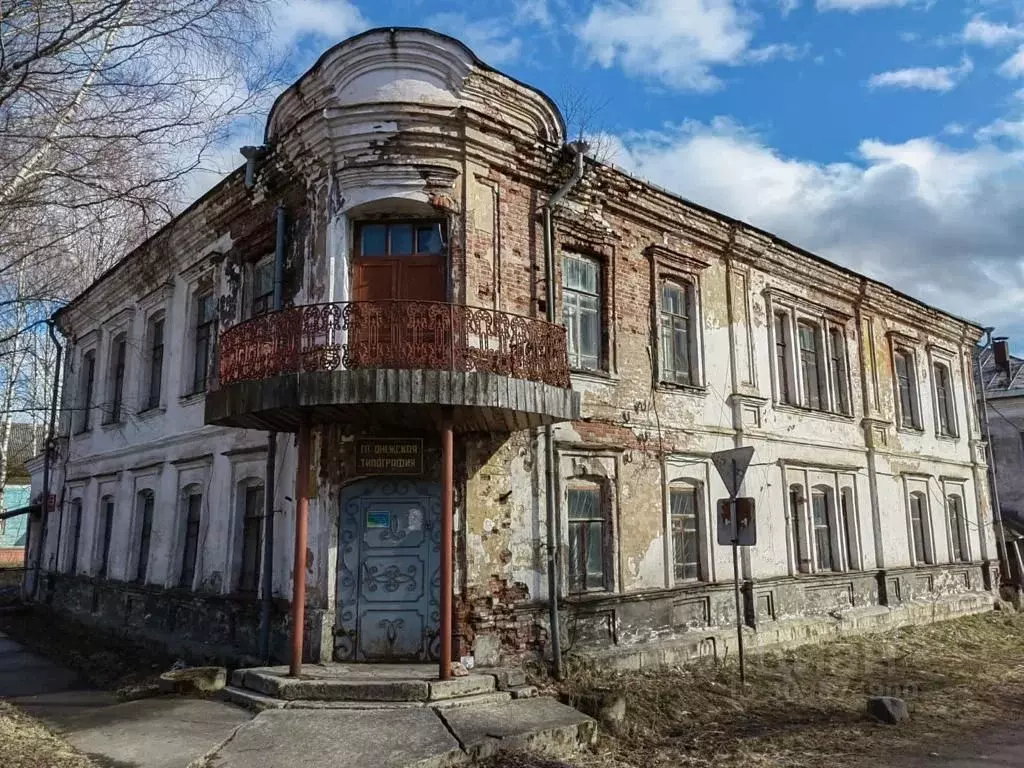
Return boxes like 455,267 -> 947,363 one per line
0,702 -> 96,768
535,610 -> 1024,768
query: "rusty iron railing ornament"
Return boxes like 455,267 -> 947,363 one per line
218,300 -> 572,389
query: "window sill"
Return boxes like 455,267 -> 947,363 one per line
569,369 -> 618,385
563,588 -> 614,602
179,391 -> 206,407
657,382 -> 708,397
896,425 -> 926,436
774,403 -> 855,423
935,432 -> 960,443
100,419 -> 124,431
73,428 -> 92,437
137,406 -> 165,421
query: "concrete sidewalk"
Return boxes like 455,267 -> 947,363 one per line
0,630 -> 251,768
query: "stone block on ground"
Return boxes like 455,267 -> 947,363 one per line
561,692 -> 626,733
158,666 -> 227,694
439,697 -> 596,760
481,666 -> 527,689
867,696 -> 909,724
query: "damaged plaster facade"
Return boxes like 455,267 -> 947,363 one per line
26,28 -> 996,669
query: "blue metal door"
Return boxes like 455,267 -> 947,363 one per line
336,479 -> 441,662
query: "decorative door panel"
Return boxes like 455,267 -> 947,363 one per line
336,479 -> 441,662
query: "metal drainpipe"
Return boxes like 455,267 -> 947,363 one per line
34,321 -> 63,599
541,142 -> 587,681
977,328 -> 1013,586
259,204 -> 287,662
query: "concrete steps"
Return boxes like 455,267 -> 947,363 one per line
221,686 -> 513,712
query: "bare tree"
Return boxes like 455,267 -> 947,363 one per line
556,83 -> 618,165
0,0 -> 282,505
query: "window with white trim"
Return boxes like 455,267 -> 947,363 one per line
190,290 -> 218,394
659,280 -> 697,386
829,328 -> 850,415
561,253 -> 602,372
566,481 -> 609,593
180,487 -> 203,588
947,494 -> 969,563
894,348 -> 921,429
104,333 -> 127,424
98,495 -> 115,578
135,490 -> 155,583
770,306 -> 851,415
811,487 -> 836,571
143,314 -> 165,411
251,258 -> 274,317
933,362 -> 957,437
669,483 -> 703,582
67,499 -> 82,573
237,481 -> 264,594
840,487 -> 859,570
908,491 -> 932,565
75,349 -> 96,434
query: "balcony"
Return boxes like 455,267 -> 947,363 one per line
204,300 -> 580,433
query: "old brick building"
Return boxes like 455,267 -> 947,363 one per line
26,28 -> 996,672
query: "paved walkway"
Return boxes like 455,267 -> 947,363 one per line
0,630 -> 251,768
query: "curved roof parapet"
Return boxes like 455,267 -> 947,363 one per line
265,27 -> 566,146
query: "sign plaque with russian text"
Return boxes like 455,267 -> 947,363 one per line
355,438 -> 424,475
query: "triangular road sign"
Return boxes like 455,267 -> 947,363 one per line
711,446 -> 754,498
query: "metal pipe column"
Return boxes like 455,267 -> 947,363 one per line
289,419 -> 311,677
439,417 -> 454,681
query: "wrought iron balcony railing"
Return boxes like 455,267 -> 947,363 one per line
217,300 -> 572,390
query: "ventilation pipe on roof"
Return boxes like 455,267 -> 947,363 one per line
994,337 -> 1010,374
540,139 -> 588,681
240,145 -> 269,189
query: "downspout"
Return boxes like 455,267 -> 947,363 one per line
541,141 -> 588,681
259,203 -> 286,661
977,328 -> 1012,586
33,320 -> 63,598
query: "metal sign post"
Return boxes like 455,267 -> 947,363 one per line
712,447 -> 755,689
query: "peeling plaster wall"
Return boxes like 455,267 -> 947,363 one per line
28,29 -> 997,668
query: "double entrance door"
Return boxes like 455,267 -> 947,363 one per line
336,478 -> 442,662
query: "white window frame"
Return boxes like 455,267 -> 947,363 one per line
561,252 -> 604,373
667,480 -> 708,583
782,465 -> 860,574
140,310 -> 166,412
891,341 -> 923,431
904,481 -> 934,566
927,346 -> 959,439
247,254 -> 275,319
767,293 -> 852,416
74,344 -> 98,434
658,278 -> 702,387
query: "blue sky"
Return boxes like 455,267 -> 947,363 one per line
209,0 -> 1024,346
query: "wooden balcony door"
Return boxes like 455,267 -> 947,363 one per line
351,221 -> 447,366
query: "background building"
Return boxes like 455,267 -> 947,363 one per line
26,28 -> 997,670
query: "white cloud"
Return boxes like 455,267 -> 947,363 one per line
867,57 -> 972,92
976,118 -> 1024,143
270,0 -> 368,51
779,0 -> 800,16
816,0 -> 909,13
425,13 -> 523,65
745,43 -> 810,64
962,15 -> 1024,47
515,0 -> 553,26
608,121 -> 1024,334
1000,46 -> 1024,77
943,122 -> 967,135
576,0 -> 756,91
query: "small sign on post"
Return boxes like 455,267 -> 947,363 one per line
710,446 -> 756,690
717,497 -> 757,546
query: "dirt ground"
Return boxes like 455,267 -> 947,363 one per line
504,608 -> 1024,768
4,607 -> 1024,768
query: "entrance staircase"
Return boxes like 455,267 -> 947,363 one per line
220,664 -> 596,763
